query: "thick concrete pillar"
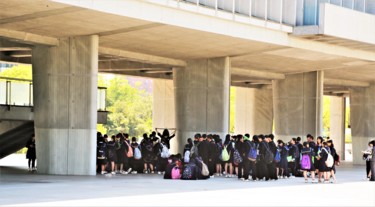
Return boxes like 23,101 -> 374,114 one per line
235,87 -> 273,135
173,57 -> 230,153
152,79 -> 177,154
329,96 -> 345,160
32,36 -> 98,175
350,84 -> 375,165
273,71 -> 323,142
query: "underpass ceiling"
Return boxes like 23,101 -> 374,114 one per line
0,0 -> 374,94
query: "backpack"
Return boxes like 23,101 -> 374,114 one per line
247,142 -> 257,161
301,151 -> 311,170
160,143 -> 170,158
145,141 -> 153,152
125,141 -> 133,158
181,164 -> 197,180
200,161 -> 209,177
263,142 -> 274,164
233,149 -> 243,166
274,149 -> 281,163
323,148 -> 334,167
220,145 -> 230,161
184,150 -> 191,163
171,166 -> 181,179
134,146 -> 142,160
97,142 -> 106,159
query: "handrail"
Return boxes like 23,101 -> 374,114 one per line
0,76 -> 32,82
0,77 -> 107,110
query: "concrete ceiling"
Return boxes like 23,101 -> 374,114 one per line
0,0 -> 374,96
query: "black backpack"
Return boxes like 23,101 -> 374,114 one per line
263,142 -> 274,164
181,164 -> 197,180
97,141 -> 106,159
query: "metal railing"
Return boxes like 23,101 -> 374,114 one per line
156,0 -> 374,26
0,76 -> 107,111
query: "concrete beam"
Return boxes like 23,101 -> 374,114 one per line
0,38 -> 32,50
231,82 -> 268,89
0,52 -> 31,64
100,70 -> 173,80
98,23 -> 164,36
324,78 -> 370,88
99,47 -> 186,67
0,29 -> 59,46
231,67 -> 285,80
99,59 -> 171,70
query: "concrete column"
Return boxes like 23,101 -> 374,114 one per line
235,87 -> 273,135
32,36 -> 98,175
329,96 -> 345,160
173,57 -> 230,153
273,71 -> 323,142
152,79 -> 177,154
350,84 -> 375,165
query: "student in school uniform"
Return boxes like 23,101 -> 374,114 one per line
26,134 -> 37,172
318,141 -> 331,183
106,135 -> 117,175
276,140 -> 289,179
314,136 -> 324,182
300,141 -> 316,183
370,140 -> 375,181
327,140 -> 337,183
223,134 -> 234,178
362,141 -> 373,181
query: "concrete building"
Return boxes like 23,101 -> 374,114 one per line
0,0 -> 374,175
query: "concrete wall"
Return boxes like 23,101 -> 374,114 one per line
235,87 -> 273,136
152,79 -> 177,154
329,96 -> 345,160
273,71 -> 323,142
173,57 -> 230,153
0,120 -> 26,135
32,35 -> 98,175
319,3 -> 375,45
350,84 -> 375,165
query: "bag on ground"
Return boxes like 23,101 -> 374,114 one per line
171,166 -> 181,179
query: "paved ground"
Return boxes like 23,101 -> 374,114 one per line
0,154 -> 374,206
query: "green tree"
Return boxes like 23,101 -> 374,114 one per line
323,96 -> 330,137
0,64 -> 32,79
103,76 -> 152,137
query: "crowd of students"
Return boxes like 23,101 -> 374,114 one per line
96,129 -> 175,175
96,130 -> 347,183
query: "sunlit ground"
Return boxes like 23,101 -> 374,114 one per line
0,154 -> 373,207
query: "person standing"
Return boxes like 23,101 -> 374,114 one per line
26,134 -> 36,172
362,141 -> 374,180
327,140 -> 337,183
370,140 -> 375,181
319,141 -> 331,183
276,140 -> 289,179
300,142 -> 316,183
156,128 -> 175,149
223,134 -> 234,178
267,134 -> 278,180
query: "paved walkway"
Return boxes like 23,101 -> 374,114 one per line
0,154 -> 374,206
